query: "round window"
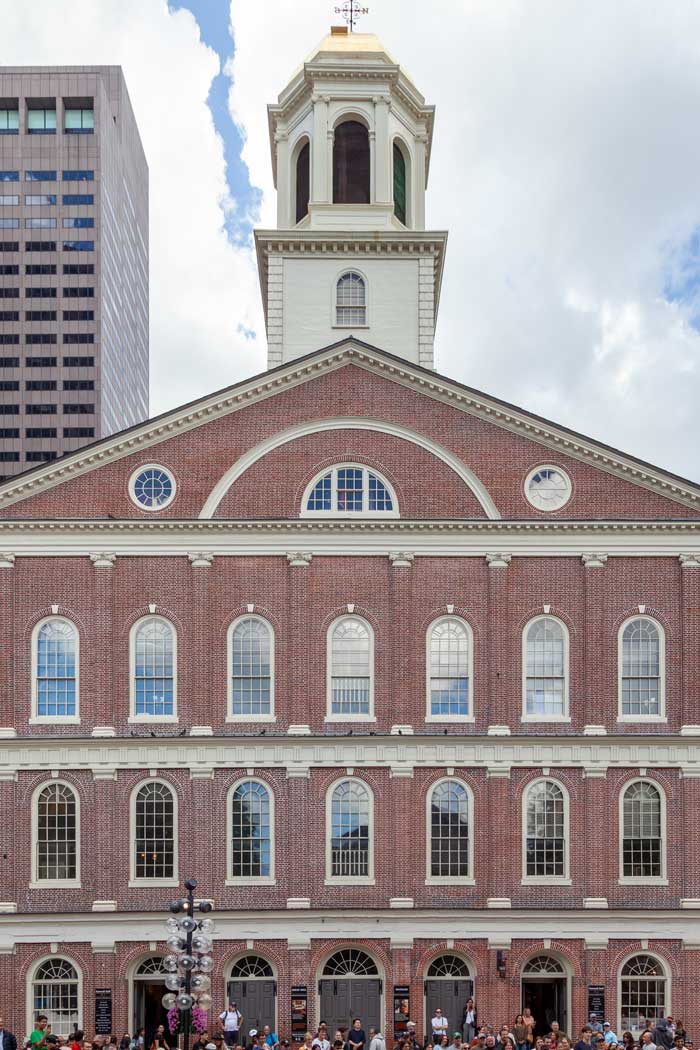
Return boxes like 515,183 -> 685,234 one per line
525,465 -> 572,511
129,464 -> 176,510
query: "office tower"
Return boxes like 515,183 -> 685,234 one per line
0,66 -> 148,479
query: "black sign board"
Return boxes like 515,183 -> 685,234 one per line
291,986 -> 308,1038
95,988 -> 113,1035
588,986 -> 605,1020
394,985 -> 410,1039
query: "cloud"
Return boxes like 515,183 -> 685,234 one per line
227,0 -> 700,478
2,0 -> 264,415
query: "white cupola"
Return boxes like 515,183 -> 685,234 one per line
255,26 -> 447,370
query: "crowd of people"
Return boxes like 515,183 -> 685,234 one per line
2,1005 -> 693,1050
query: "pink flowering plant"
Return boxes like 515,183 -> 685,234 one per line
167,1006 -> 209,1035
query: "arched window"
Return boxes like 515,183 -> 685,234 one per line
523,780 -> 568,881
33,617 -> 78,720
619,616 -> 664,719
428,780 -> 472,881
30,958 -> 81,1033
322,948 -> 379,976
135,956 -> 166,977
427,618 -> 472,719
426,954 -> 472,978
33,782 -> 79,884
333,120 -> 370,204
304,464 -> 396,516
327,779 -> 373,880
229,616 -> 274,719
621,781 -> 664,881
295,140 -> 310,224
620,955 -> 668,1034
327,616 -> 374,719
132,781 -> 177,882
522,955 -> 566,976
393,142 -> 407,225
130,616 -> 176,719
523,616 -> 568,719
335,271 -> 367,326
229,780 -> 273,881
230,955 -> 275,979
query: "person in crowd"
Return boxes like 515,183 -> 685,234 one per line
263,1028 -> 279,1050
299,1035 -> 314,1050
30,1018 -> 50,1048
463,1003 -> 477,1045
69,1031 -> 83,1050
588,1022 -> 603,1039
119,1036 -> 131,1050
574,1027 -> 594,1050
449,1034 -> 464,1050
403,1025 -> 419,1050
601,1026 -> 617,1046
654,1021 -> 675,1050
522,1013 -> 536,1045
347,1022 -> 366,1050
149,1027 -> 169,1050
368,1028 -> 385,1050
0,1015 -> 18,1050
512,1016 -> 529,1050
641,1034 -> 657,1050
432,1014 -> 449,1045
192,1033 -> 211,1050
675,1025 -> 688,1046
547,1024 -> 569,1047
219,1005 -> 244,1048
130,1032 -> 145,1050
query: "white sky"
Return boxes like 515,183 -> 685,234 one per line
3,1 -> 700,479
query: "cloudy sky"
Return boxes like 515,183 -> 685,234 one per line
4,1 -> 700,478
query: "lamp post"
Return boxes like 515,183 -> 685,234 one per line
162,878 -> 215,1050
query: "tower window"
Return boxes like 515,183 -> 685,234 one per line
333,120 -> 370,204
295,141 -> 310,224
393,142 -> 407,224
336,271 -> 366,326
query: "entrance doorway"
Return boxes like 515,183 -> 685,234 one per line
132,957 -> 169,1042
318,950 -> 381,1035
521,956 -> 569,1037
227,956 -> 277,1033
424,955 -> 474,1037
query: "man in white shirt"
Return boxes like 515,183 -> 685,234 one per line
432,1011 -> 449,1044
219,1003 -> 243,1047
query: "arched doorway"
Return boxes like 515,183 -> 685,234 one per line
226,955 -> 277,1033
131,956 -> 168,1041
424,955 -> 474,1038
521,955 -> 569,1037
318,949 -> 382,1035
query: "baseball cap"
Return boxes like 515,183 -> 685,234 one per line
249,1032 -> 258,1039
206,1043 -> 217,1049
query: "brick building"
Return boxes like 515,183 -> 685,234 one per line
0,25 -> 699,1048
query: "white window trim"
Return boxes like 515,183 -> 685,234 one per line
30,615 -> 80,724
325,614 -> 376,723
226,614 -> 276,722
521,776 -> 571,885
618,777 -> 668,886
127,462 -> 177,512
128,614 -> 178,723
392,136 -> 412,228
290,133 -> 311,228
523,463 -> 573,512
424,777 -> 475,885
325,775 -> 375,885
225,776 -> 276,885
26,954 -> 83,1039
301,462 -> 399,519
128,777 -> 179,887
521,614 -> 571,723
616,951 -> 670,1038
617,614 -> 667,722
332,267 -> 370,329
29,779 -> 81,889
425,615 -> 475,723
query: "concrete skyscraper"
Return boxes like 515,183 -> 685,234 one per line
0,66 -> 148,479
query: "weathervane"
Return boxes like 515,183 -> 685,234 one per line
334,0 -> 369,31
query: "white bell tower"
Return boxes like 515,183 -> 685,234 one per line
255,26 -> 447,370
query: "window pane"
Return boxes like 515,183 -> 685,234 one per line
430,781 -> 470,877
36,620 -> 77,717
331,618 -> 371,715
307,472 -> 332,511
32,959 -> 79,1033
336,272 -> 366,325
622,619 -> 661,716
135,782 -> 175,879
232,618 -> 272,716
231,781 -> 271,877
331,780 -> 370,877
623,782 -> 662,878
526,781 -> 565,876
526,617 -> 566,716
134,618 -> 174,716
621,956 -> 666,1034
36,783 -> 77,880
429,619 -> 470,717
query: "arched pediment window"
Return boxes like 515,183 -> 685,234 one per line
303,464 -> 397,517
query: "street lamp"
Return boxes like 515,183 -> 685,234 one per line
162,878 -> 215,1050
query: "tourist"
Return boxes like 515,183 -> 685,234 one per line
0,1017 -> 17,1050
449,1034 -> 464,1050
219,1004 -> 243,1048
522,1014 -> 536,1046
368,1028 -> 385,1050
149,1027 -> 169,1050
463,1003 -> 477,1044
432,1012 -> 449,1045
263,1028 -> 280,1050
654,1022 -> 674,1050
348,1022 -> 367,1050
641,1034 -> 657,1050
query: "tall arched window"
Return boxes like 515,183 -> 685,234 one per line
132,781 -> 177,882
621,781 -> 664,880
523,616 -> 568,719
327,779 -> 373,880
523,780 -> 568,881
428,780 -> 472,881
427,617 -> 472,719
30,957 -> 81,1033
327,616 -> 374,719
131,616 -> 176,719
393,141 -> 407,224
335,271 -> 367,326
229,779 -> 273,881
295,140 -> 310,223
33,782 -> 79,884
229,616 -> 274,719
619,616 -> 664,719
333,120 -> 370,203
33,617 -> 78,720
619,955 -> 668,1034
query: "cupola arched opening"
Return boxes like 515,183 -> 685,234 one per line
295,139 -> 310,223
393,140 -> 408,225
333,120 -> 370,204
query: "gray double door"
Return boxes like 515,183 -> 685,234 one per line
424,980 -> 474,1037
318,978 -> 381,1034
228,980 -> 277,1032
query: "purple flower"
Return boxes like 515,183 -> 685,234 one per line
167,1009 -> 180,1035
192,1008 -> 208,1034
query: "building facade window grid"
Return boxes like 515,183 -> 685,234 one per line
231,617 -> 273,717
132,617 -> 175,718
329,780 -> 371,879
35,618 -> 77,718
335,272 -> 366,325
133,781 -> 176,881
305,464 -> 394,514
622,781 -> 663,879
31,958 -> 79,1032
429,780 -> 470,879
35,782 -> 78,882
524,616 -> 567,718
428,618 -> 470,718
620,955 -> 667,1034
329,617 -> 372,716
230,780 -> 272,879
525,780 -> 566,878
621,617 -> 662,717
